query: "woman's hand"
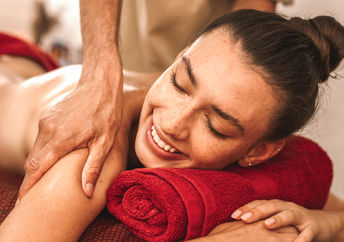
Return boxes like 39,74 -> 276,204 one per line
189,220 -> 298,242
231,199 -> 342,242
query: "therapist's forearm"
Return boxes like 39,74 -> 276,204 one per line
79,0 -> 122,84
80,0 -> 122,54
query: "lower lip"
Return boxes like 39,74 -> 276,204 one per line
145,121 -> 184,160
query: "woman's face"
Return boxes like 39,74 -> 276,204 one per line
135,29 -> 279,170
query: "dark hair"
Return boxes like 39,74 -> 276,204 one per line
202,9 -> 344,140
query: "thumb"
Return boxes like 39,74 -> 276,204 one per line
19,147 -> 61,199
82,139 -> 109,198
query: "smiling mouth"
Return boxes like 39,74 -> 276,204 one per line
151,125 -> 178,153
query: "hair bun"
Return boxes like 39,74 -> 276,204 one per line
289,16 -> 344,83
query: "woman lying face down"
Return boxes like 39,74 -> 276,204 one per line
1,9 -> 344,242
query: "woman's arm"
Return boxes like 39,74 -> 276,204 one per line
188,220 -> 298,242
0,134 -> 127,241
191,193 -> 344,242
230,194 -> 344,242
324,193 -> 344,241
0,70 -> 155,241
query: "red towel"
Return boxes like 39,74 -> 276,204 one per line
0,33 -> 58,71
106,136 -> 333,241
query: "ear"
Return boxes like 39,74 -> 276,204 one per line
238,139 -> 286,167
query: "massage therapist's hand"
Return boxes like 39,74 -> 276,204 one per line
231,199 -> 343,242
189,220 -> 298,242
19,52 -> 123,199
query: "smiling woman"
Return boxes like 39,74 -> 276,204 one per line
134,32 -> 280,170
0,9 -> 344,242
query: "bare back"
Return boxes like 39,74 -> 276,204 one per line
0,64 -> 80,171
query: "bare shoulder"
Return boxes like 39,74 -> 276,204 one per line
0,147 -> 124,241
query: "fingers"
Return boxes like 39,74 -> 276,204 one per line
231,199 -> 271,221
231,199 -> 299,224
231,200 -> 317,242
293,227 -> 315,242
19,141 -> 66,199
19,115 -> 79,199
263,210 -> 301,229
81,136 -> 111,198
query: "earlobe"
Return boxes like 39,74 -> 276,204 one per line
238,139 -> 286,167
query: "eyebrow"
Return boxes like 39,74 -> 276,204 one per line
181,56 -> 245,134
182,56 -> 197,86
211,105 -> 245,133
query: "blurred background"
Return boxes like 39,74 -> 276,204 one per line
0,0 -> 343,199
277,0 -> 344,200
0,0 -> 81,65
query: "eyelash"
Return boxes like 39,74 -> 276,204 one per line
170,70 -> 227,139
170,71 -> 188,95
205,114 -> 228,139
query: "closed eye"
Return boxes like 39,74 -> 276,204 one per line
170,70 -> 188,95
205,114 -> 228,139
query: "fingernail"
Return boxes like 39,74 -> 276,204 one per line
241,212 -> 253,221
265,217 -> 276,225
15,198 -> 20,206
85,183 -> 94,197
231,209 -> 242,219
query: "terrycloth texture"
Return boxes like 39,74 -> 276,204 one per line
0,33 -> 58,71
106,136 -> 333,242
0,169 -> 22,223
0,169 -> 143,241
78,209 -> 144,242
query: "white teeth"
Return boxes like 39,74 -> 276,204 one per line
153,135 -> 160,143
158,140 -> 166,148
151,125 -> 178,153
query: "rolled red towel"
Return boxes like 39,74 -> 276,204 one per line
106,136 -> 333,241
0,33 -> 59,71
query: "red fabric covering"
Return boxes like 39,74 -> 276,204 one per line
0,169 -> 143,241
0,170 -> 22,224
79,209 -> 144,242
0,33 -> 59,71
106,136 -> 333,242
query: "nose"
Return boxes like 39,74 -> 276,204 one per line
160,104 -> 195,140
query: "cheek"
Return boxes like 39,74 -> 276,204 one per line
146,82 -> 172,108
189,132 -> 248,170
